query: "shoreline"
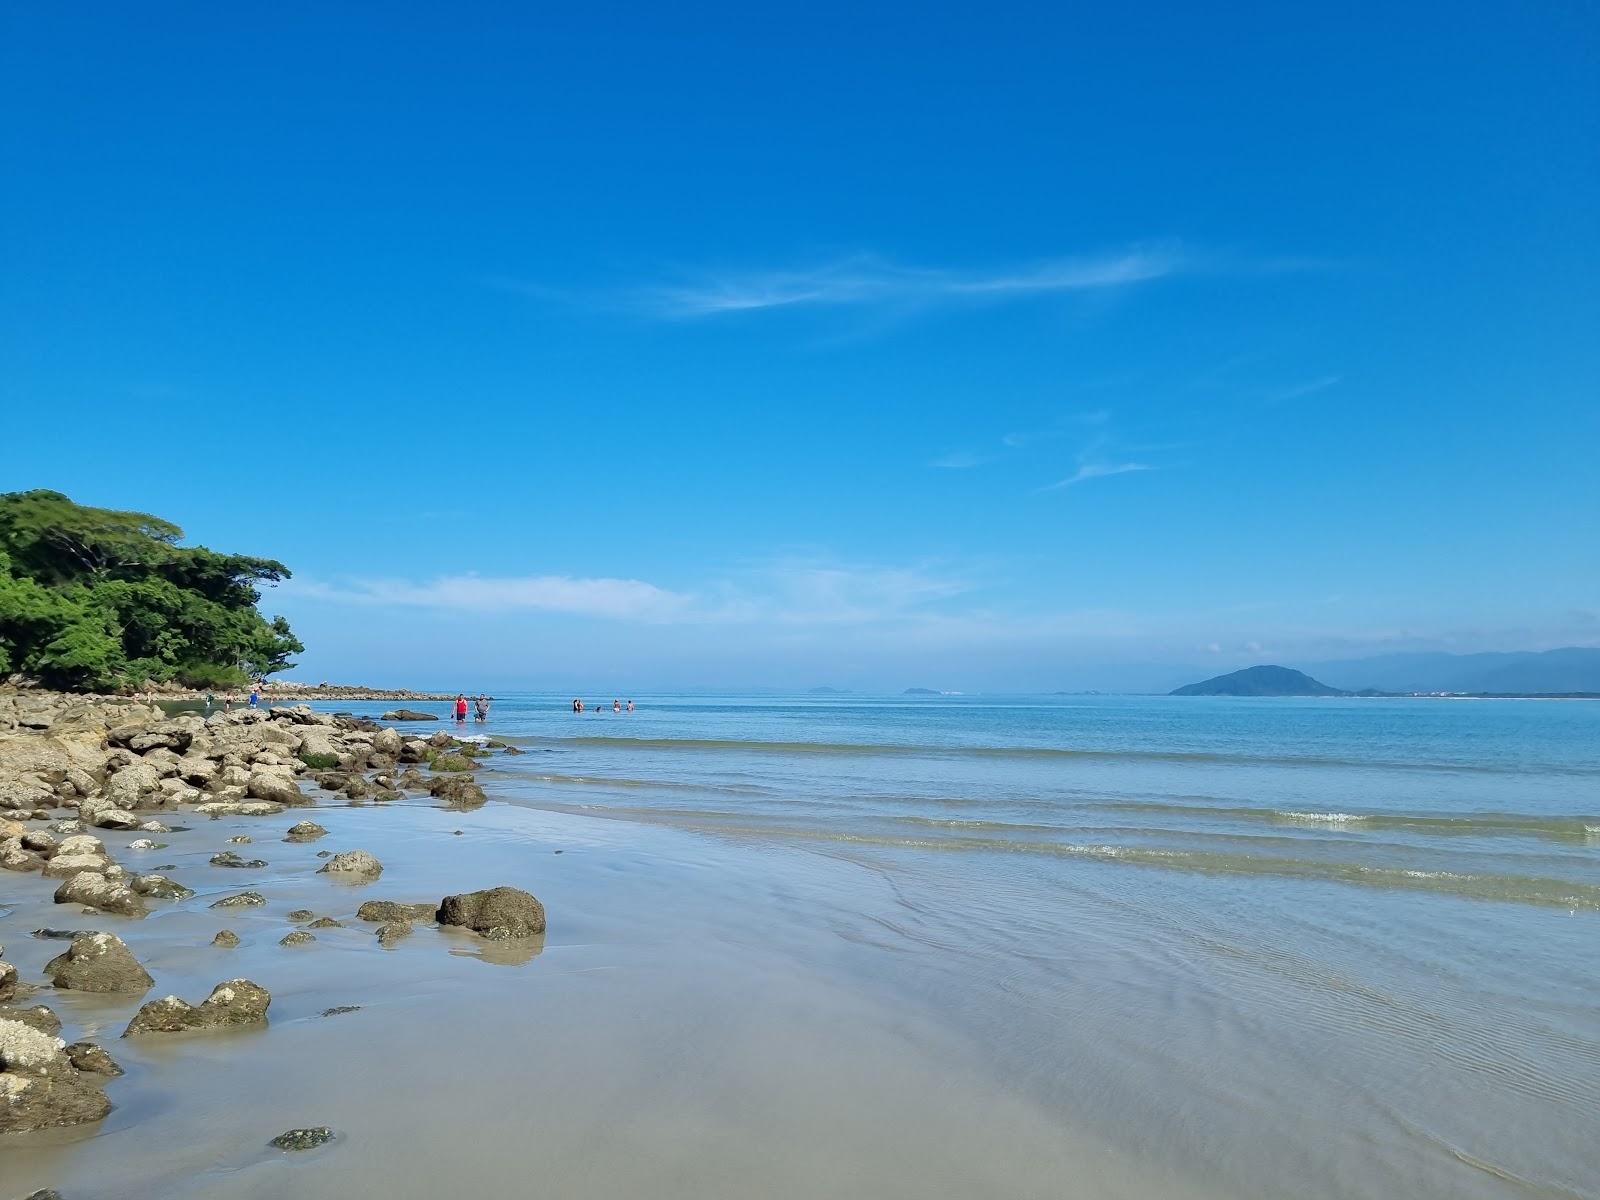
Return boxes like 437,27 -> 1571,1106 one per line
0,691 -> 523,1143
0,689 -> 1209,1200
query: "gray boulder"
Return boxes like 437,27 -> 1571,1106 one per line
122,978 -> 271,1036
53,872 -> 147,917
132,874 -> 194,900
247,772 -> 306,806
317,850 -> 382,881
0,1018 -> 112,1132
210,851 -> 267,869
436,886 -> 545,938
64,1041 -> 122,1076
429,774 -> 486,807
356,900 -> 435,923
284,820 -> 327,842
44,932 -> 153,993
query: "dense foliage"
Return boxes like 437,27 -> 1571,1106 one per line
0,490 -> 303,692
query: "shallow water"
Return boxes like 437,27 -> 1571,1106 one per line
2,693 -> 1597,1198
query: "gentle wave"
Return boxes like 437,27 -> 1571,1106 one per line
671,824 -> 1600,909
1099,800 -> 1600,841
518,733 -> 1577,775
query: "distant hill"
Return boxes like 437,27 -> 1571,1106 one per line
1306,646 -> 1600,694
807,686 -> 850,695
903,687 -> 939,695
1171,665 -> 1348,697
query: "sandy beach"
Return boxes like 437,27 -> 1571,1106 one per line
3,691 -> 1598,1199
0,695 -> 1200,1199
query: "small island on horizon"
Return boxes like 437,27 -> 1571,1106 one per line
1171,665 -> 1348,697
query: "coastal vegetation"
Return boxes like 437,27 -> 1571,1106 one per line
0,490 -> 302,693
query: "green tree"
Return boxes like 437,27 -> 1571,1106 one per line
0,490 -> 302,692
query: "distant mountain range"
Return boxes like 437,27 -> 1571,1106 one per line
1304,647 -> 1600,694
1171,666 -> 1347,697
1170,648 -> 1600,697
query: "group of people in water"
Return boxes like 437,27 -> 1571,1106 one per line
453,693 -> 492,722
196,689 -> 634,722
572,698 -> 633,713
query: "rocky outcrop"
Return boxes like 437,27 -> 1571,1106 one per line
436,887 -> 545,938
210,891 -> 266,909
210,851 -> 267,869
429,774 -> 487,807
53,871 -> 147,917
381,710 -> 438,721
212,930 -> 240,948
356,900 -> 435,923
284,820 -> 327,842
44,932 -> 153,993
270,1125 -> 337,1150
0,1018 -> 113,1132
317,850 -> 382,880
122,979 -> 271,1036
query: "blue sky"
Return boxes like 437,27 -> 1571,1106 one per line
4,3 -> 1596,691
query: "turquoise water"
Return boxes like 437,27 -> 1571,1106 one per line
319,693 -> 1600,1197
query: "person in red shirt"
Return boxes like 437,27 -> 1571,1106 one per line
455,694 -> 468,723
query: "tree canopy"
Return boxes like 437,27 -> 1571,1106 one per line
0,490 -> 303,692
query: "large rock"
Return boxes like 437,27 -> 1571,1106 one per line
53,872 -> 147,917
0,1018 -> 113,1132
356,900 -> 434,923
246,773 -> 306,807
102,761 -> 164,810
382,710 -> 438,722
40,850 -> 113,879
429,774 -> 486,807
371,727 -> 403,757
132,874 -> 194,900
108,721 -> 192,755
0,838 -> 45,873
0,961 -> 17,1001
79,796 -> 142,830
44,932 -> 153,993
194,800 -> 285,817
317,850 -> 382,881
64,1041 -> 122,1076
0,1005 -> 62,1036
436,887 -> 545,938
122,979 -> 271,1036
284,820 -> 327,842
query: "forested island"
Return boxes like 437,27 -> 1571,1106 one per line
0,490 -> 302,692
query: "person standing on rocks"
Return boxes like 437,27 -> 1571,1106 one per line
249,684 -> 259,709
455,693 -> 469,723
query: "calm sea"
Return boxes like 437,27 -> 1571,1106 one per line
316,692 -> 1600,1197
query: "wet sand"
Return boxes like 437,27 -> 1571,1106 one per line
0,798 -> 1205,1199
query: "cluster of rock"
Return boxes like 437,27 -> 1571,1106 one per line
0,689 -> 546,1143
0,1017 -> 118,1133
0,693 -> 493,845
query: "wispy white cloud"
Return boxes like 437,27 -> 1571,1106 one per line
1041,461 -> 1154,490
640,246 -> 1184,318
929,450 -> 993,469
284,560 -> 972,629
285,574 -> 692,621
1267,374 -> 1342,403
